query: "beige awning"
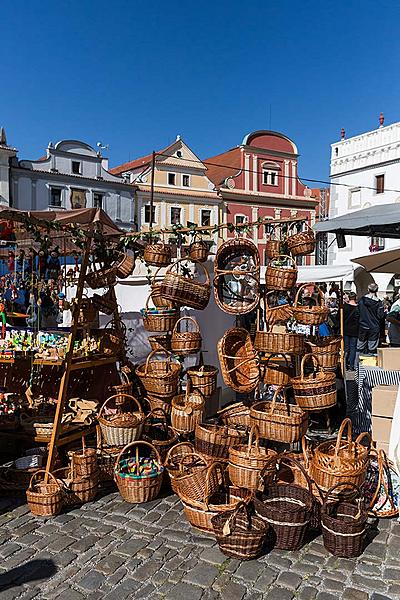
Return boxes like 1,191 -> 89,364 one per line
352,246 -> 400,273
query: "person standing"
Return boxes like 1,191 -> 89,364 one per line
344,292 -> 359,370
386,294 -> 400,347
357,283 -> 385,355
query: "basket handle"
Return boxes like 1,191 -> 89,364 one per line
145,293 -> 155,311
203,461 -> 225,507
276,453 -> 313,498
96,424 -> 103,451
98,394 -> 144,419
164,441 -> 194,467
334,418 -> 353,459
301,436 -> 311,470
115,440 -> 162,472
144,407 -> 169,428
246,425 -> 260,456
144,349 -> 172,375
354,431 -> 372,448
178,452 -> 208,470
166,257 -> 211,286
294,283 -> 325,308
265,353 -> 290,369
270,254 -> 296,268
322,482 -> 362,510
172,316 -> 200,335
28,469 -> 60,491
288,221 -> 312,235
369,449 -> 396,513
221,500 -> 252,536
268,386 -> 288,415
300,353 -> 320,380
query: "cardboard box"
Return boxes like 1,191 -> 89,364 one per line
372,385 -> 398,418
375,440 -> 390,455
377,347 -> 400,371
372,415 -> 393,444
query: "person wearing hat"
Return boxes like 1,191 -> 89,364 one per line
357,283 -> 385,355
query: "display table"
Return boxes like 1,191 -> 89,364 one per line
350,365 -> 400,435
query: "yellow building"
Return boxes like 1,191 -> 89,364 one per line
110,137 -> 220,247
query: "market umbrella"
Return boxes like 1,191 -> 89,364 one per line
351,246 -> 400,273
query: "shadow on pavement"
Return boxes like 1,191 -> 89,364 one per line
0,559 -> 57,592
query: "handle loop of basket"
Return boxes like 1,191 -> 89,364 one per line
28,469 -> 61,491
203,461 -> 225,509
222,500 -> 252,536
115,440 -> 162,472
144,349 -> 174,375
268,386 -> 290,416
334,418 -> 353,462
98,394 -> 144,419
246,425 -> 260,457
269,254 -> 296,269
265,353 -> 290,370
166,257 -> 211,286
369,449 -> 396,514
354,431 -> 372,450
322,482 -> 363,515
301,436 -> 311,470
288,221 -> 312,235
164,441 -> 194,467
178,451 -> 208,473
144,407 -> 169,435
294,283 -> 325,308
276,453 -> 314,499
300,353 -> 320,381
222,353 -> 259,375
172,316 -> 200,335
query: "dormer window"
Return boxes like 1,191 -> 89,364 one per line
262,169 -> 279,186
72,161 -> 81,175
168,173 -> 176,186
176,150 -> 182,158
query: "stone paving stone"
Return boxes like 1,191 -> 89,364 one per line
234,559 -> 264,581
371,594 -> 392,600
342,588 -> 369,600
114,537 -> 148,556
95,553 -> 126,574
183,562 -> 219,587
70,534 -> 99,553
165,581 -> 204,600
316,593 -> 337,600
276,571 -> 302,590
200,546 -> 227,564
130,559 -> 163,581
298,586 -> 318,600
254,566 -> 278,592
0,542 -> 21,557
220,580 -> 247,600
102,578 -> 141,599
263,587 -> 296,600
75,569 -> 106,592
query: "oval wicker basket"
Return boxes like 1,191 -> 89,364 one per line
261,353 -> 292,386
195,422 -> 247,462
250,386 -> 308,443
114,440 -> 164,503
171,316 -> 202,355
265,239 -> 281,260
115,253 -> 136,279
86,263 -> 117,289
173,451 -> 220,503
147,394 -> 173,416
142,293 -> 179,333
292,284 -> 330,326
135,349 -> 181,399
217,327 -> 260,394
214,238 -> 260,315
148,333 -> 172,352
98,393 -> 145,446
260,291 -> 293,329
266,255 -> 297,291
144,241 -> 172,267
217,402 -> 251,429
150,266 -> 175,309
228,426 -> 277,491
254,328 -> 304,355
187,364 -> 218,398
287,223 -> 315,257
306,336 -> 342,371
292,354 -> 337,412
189,235 -> 209,263
99,320 -> 126,357
160,258 -> 211,310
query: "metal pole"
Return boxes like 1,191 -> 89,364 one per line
339,280 -> 345,375
149,151 -> 156,232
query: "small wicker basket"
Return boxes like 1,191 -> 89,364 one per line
171,316 -> 202,355
98,393 -> 145,447
287,223 -> 315,257
26,470 -> 63,517
114,441 -> 164,503
265,255 -> 297,291
144,241 -> 172,267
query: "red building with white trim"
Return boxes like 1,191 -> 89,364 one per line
205,130 -> 318,264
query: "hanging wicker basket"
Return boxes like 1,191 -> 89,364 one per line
266,255 -> 297,291
292,354 -> 337,412
171,316 -> 202,355
26,470 -> 63,517
292,283 -> 329,326
189,235 -> 209,263
115,253 -> 135,279
250,386 -> 308,444
217,402 -> 251,429
217,327 -> 260,394
148,334 -> 172,352
228,426 -> 277,491
287,223 -> 315,257
265,239 -> 281,260
86,264 -> 117,289
261,291 -> 293,329
187,364 -> 218,398
75,296 -> 99,327
99,320 -> 126,357
160,258 -> 211,310
136,350 -> 181,399
261,353 -> 292,386
143,240 -> 172,268
151,267 -> 175,309
91,288 -> 117,315
306,336 -> 342,371
114,441 -> 164,503
141,294 -> 179,333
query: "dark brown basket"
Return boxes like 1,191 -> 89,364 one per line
266,255 -> 297,291
68,436 -> 98,478
195,423 -> 247,462
250,387 -> 308,444
287,223 -> 315,256
171,316 -> 202,355
321,483 -> 367,558
174,451 -> 220,502
26,470 -> 63,517
160,258 -> 211,310
92,288 -> 117,315
144,242 -> 172,267
212,501 -> 269,560
86,265 -> 117,289
99,320 -> 126,357
96,426 -> 120,482
217,327 -> 260,394
265,239 -> 281,260
292,354 -> 337,412
260,291 -> 293,329
148,334 -> 172,352
142,408 -> 179,463
292,284 -> 330,326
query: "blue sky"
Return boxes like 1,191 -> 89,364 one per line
2,0 -> 400,183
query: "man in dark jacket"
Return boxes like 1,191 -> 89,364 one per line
357,283 -> 385,355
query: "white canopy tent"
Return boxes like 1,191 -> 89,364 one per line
260,264 -> 355,284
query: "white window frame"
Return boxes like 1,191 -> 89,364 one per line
182,174 -> 190,187
348,187 -> 361,209
168,173 -> 176,186
262,169 -> 279,186
235,214 -> 248,225
143,204 -> 156,224
71,160 -> 81,175
201,209 -> 212,227
93,192 -> 103,209
49,186 -> 63,208
170,206 -> 181,225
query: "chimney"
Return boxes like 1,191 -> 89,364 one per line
379,112 -> 385,127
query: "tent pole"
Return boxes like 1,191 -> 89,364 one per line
339,280 -> 345,375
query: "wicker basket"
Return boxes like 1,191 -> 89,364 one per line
218,402 -> 251,429
261,291 -> 293,328
98,393 -> 145,446
217,327 -> 260,394
195,423 -> 247,462
151,268 -> 175,309
189,236 -> 209,263
112,371 -> 133,403
70,470 -> 99,504
86,264 -> 117,289
68,436 -> 98,478
99,320 -> 126,357
228,426 -> 277,491
266,255 -> 297,291
147,394 -> 173,415
265,239 -> 281,260
165,442 -> 195,493
148,334 -> 172,352
365,449 -> 399,518
306,336 -> 341,371
96,426 -> 120,482
144,241 -> 172,267
92,288 -> 117,315
212,501 -> 269,560
250,386 -> 308,443
136,349 -> 181,399
171,316 -> 202,355
214,238 -> 260,315
261,353 -> 292,386
287,223 -> 315,257
26,470 -> 63,517
115,253 -> 135,279
292,354 -> 337,412
174,451 -> 220,502
187,364 -> 218,398
180,462 -> 251,532
75,296 -> 99,327
171,383 -> 205,434
309,418 -> 371,494
160,258 -> 211,310
142,295 -> 179,333
114,440 -> 164,503
292,284 -> 330,326
142,408 -> 179,462
254,328 -> 304,355
255,455 -> 313,550
321,483 -> 367,558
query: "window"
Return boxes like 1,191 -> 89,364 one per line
171,207 -> 181,225
176,150 -> 182,158
72,161 -> 81,175
93,193 -> 103,209
50,188 -> 62,207
376,174 -> 385,194
262,170 -> 279,186
182,175 -> 190,187
370,237 -> 385,252
144,205 -> 156,224
201,209 -> 211,226
168,173 -> 176,186
235,215 -> 247,225
348,188 -> 361,208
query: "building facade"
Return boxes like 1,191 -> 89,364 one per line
0,128 -> 17,206
329,116 -> 400,291
110,137 -> 220,249
205,130 -> 317,263
9,139 -> 135,228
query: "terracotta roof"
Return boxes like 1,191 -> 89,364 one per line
203,147 -> 242,186
110,142 -> 176,175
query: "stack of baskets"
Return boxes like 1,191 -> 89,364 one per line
136,350 -> 181,414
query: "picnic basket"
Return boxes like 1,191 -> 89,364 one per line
265,255 -> 297,291
254,327 -> 304,355
261,353 -> 292,386
96,426 -> 121,482
171,382 -> 204,434
160,258 -> 211,310
292,284 -> 329,326
321,483 -> 367,558
91,287 -> 118,315
26,470 -> 63,517
306,336 -> 341,371
148,334 -> 172,352
287,222 -> 315,256
217,327 -> 260,394
98,393 -> 144,446
136,350 -> 181,399
187,364 -> 218,398
250,386 -> 308,443
150,267 -> 175,309
228,426 -> 277,491
171,316 -> 202,355
86,263 -> 117,289
114,441 -> 164,503
195,422 -> 247,462
218,402 -> 251,429
99,320 -> 126,357
143,240 -> 172,267
212,501 -> 269,560
292,354 -> 337,412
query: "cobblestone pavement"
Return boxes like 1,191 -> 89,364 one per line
0,489 -> 399,600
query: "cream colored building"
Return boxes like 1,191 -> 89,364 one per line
110,137 -> 220,248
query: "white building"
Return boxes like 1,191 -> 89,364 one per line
329,115 -> 400,292
0,128 -> 17,205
